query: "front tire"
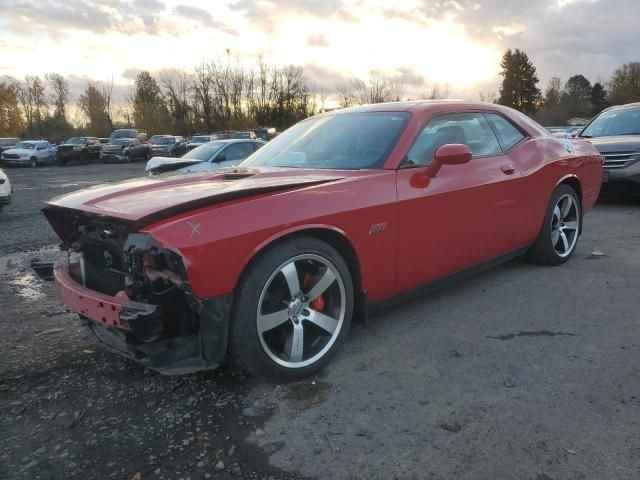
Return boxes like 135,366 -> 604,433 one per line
29,157 -> 37,168
230,236 -> 354,380
527,184 -> 581,265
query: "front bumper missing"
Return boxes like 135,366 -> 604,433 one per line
54,264 -> 233,375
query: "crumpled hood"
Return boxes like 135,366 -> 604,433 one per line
587,135 -> 640,153
44,168 -> 350,223
145,156 -> 204,173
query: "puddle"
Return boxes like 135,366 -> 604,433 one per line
11,273 -> 46,301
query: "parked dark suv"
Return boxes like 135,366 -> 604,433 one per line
57,137 -> 102,166
579,103 -> 640,191
110,129 -> 148,143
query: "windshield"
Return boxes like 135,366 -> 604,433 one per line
65,137 -> 87,145
156,137 -> 176,145
182,142 -> 224,160
242,112 -> 410,169
190,136 -> 210,143
14,142 -> 35,150
111,130 -> 135,140
581,108 -> 640,137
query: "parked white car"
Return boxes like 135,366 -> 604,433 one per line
0,140 -> 56,167
145,139 -> 265,175
0,168 -> 12,211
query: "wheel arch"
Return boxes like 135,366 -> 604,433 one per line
555,174 -> 583,234
238,225 -> 366,320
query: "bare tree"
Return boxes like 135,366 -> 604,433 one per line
336,82 -> 357,108
353,71 -> 393,104
161,68 -> 194,133
423,83 -> 450,100
15,76 -> 48,136
479,91 -> 498,104
78,82 -> 112,136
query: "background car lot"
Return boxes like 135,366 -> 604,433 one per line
0,162 -> 639,479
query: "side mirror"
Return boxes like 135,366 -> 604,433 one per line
426,144 -> 472,178
215,154 -> 226,162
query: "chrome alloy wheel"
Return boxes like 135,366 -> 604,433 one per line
551,194 -> 579,258
256,254 -> 346,369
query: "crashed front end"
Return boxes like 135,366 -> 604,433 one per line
43,207 -> 232,375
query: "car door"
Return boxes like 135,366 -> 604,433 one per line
36,142 -> 48,161
395,111 -> 528,292
89,139 -> 100,158
46,143 -> 56,163
127,139 -> 141,159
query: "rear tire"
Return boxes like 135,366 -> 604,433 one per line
527,184 -> 581,265
230,236 -> 354,380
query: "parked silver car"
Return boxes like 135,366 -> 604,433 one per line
579,102 -> 640,190
1,140 -> 57,167
145,139 -> 265,175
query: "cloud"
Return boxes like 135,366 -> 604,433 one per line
393,67 -> 425,87
1,0 -> 170,37
173,5 -> 214,25
172,5 -> 238,34
307,35 -> 330,47
231,0 -> 343,18
491,23 -> 526,36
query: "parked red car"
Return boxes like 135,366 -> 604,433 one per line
43,101 -> 603,379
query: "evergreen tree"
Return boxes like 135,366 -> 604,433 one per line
497,48 -> 542,115
560,74 -> 593,118
590,82 -> 608,115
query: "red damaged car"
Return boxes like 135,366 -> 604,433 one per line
43,101 -> 603,379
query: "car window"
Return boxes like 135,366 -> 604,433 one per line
485,113 -> 526,151
581,107 -> 640,137
252,142 -> 264,152
37,143 -> 46,150
405,112 -> 502,166
223,142 -> 255,161
130,139 -> 139,146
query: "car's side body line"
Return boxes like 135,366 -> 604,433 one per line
368,245 -> 531,316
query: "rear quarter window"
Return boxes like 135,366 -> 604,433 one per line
486,113 -> 526,151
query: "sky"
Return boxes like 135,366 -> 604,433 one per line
0,0 -> 639,101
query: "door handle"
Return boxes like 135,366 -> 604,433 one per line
501,163 -> 515,175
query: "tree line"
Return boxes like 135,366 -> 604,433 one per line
495,48 -> 640,124
0,55 -> 450,140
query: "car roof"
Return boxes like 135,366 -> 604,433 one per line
327,100 -> 529,115
210,139 -> 265,145
602,102 -> 640,112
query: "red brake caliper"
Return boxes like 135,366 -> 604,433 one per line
303,273 -> 325,311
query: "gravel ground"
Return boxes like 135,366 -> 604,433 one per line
1,163 -> 639,480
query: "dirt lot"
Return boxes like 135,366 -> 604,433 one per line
1,163 -> 639,480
